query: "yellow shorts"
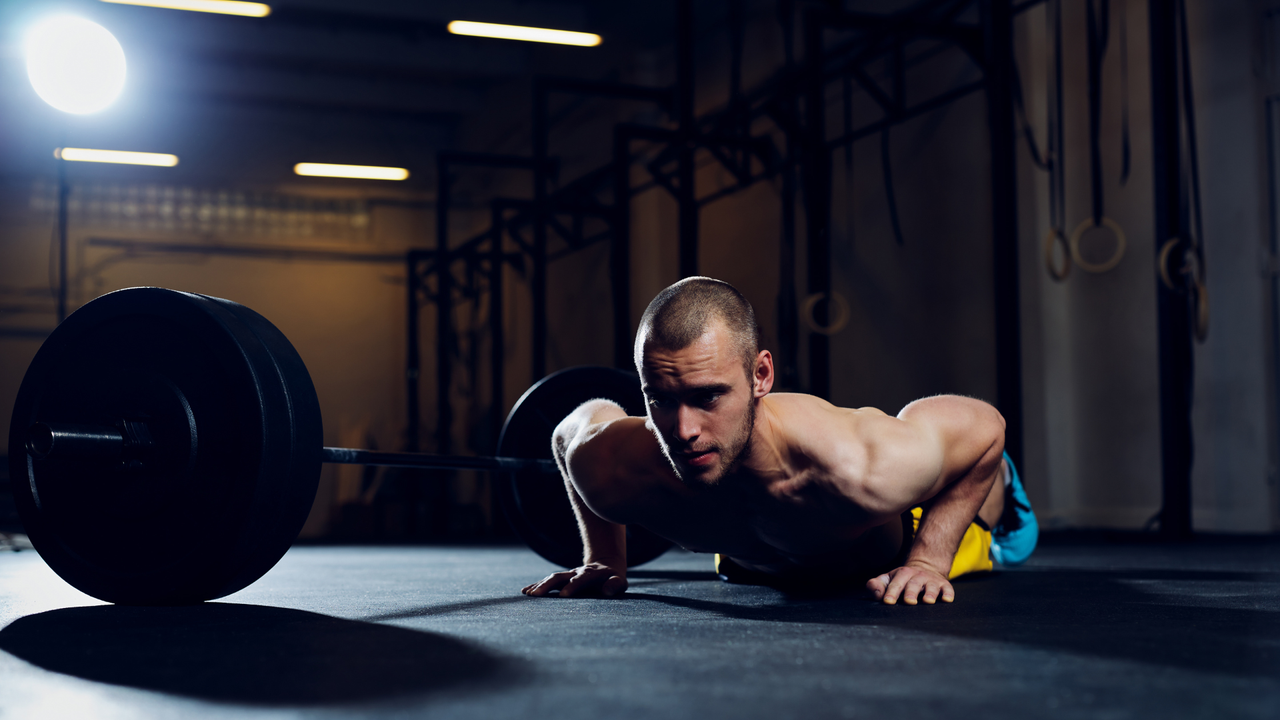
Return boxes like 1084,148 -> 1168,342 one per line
714,507 -> 993,586
909,506 -> 993,579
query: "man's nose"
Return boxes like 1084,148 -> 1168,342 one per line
673,404 -> 700,443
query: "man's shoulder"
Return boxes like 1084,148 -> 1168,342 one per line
764,393 -> 892,443
568,416 -> 669,485
576,415 -> 658,454
763,393 -> 911,482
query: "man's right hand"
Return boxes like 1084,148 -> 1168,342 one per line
521,562 -> 628,598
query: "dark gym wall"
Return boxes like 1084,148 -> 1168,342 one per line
1015,0 -> 1278,533
1015,0 -> 1165,531
0,0 -> 1275,538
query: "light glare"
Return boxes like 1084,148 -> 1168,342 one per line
26,16 -> 127,115
99,0 -> 271,17
57,148 -> 179,167
294,163 -> 410,181
447,21 -> 601,47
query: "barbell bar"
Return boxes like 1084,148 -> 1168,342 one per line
9,287 -> 671,605
27,420 -> 559,473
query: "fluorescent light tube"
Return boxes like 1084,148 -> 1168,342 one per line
56,148 -> 179,166
100,1 -> 271,18
294,163 -> 409,181
447,20 -> 601,47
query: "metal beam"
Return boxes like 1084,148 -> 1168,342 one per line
982,0 -> 1024,469
677,0 -> 699,278
803,8 -> 832,399
1149,0 -> 1194,538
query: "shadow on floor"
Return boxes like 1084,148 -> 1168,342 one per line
0,603 -> 525,705
374,564 -> 1279,680
627,567 -> 1280,678
628,569 -> 719,581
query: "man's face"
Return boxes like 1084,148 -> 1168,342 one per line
640,322 -> 757,486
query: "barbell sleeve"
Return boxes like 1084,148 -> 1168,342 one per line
27,422 -> 124,460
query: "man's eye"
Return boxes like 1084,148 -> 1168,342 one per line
648,397 -> 672,409
695,394 -> 719,408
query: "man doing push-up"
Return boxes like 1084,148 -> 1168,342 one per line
523,277 -> 1038,605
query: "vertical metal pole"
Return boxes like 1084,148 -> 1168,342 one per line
406,251 -> 422,452
1268,98 -> 1280,525
777,0 -> 800,390
613,127 -> 633,368
729,0 -> 745,154
56,156 -> 68,324
1149,0 -> 1193,538
677,0 -> 699,278
532,82 -> 549,380
802,9 -> 831,399
490,204 -> 506,445
983,0 -> 1025,469
435,157 -> 454,455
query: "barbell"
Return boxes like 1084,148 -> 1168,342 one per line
8,287 -> 672,605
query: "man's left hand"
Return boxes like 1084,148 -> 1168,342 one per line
867,562 -> 954,605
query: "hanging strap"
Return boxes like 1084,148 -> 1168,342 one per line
1011,61 -> 1050,171
1177,0 -> 1204,266
1119,0 -> 1131,185
1049,0 -> 1066,234
1177,0 -> 1208,341
1085,0 -> 1109,226
881,127 -> 905,246
1044,0 -> 1070,281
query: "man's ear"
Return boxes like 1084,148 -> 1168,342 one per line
752,350 -> 774,398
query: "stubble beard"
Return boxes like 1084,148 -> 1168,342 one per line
664,399 -> 756,487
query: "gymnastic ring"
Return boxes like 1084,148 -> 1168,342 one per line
802,292 -> 850,335
1157,237 -> 1182,291
1069,216 -> 1126,274
1043,228 -> 1071,281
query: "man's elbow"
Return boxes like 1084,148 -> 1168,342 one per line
956,397 -> 1006,457
984,403 -> 1006,456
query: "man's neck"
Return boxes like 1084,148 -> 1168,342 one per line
730,397 -> 799,494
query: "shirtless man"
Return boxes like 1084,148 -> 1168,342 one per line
523,277 -> 1037,605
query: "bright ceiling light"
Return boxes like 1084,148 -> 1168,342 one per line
294,163 -> 410,181
25,16 -> 127,115
447,20 -> 601,47
57,148 -> 179,166
99,0 -> 271,17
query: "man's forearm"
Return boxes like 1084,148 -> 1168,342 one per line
906,442 -> 1002,575
564,475 -> 627,566
551,399 -> 630,567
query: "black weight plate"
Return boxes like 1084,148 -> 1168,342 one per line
7,287 -> 321,604
496,366 -> 672,569
188,293 -> 322,599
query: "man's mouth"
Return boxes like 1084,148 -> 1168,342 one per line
677,449 -> 717,468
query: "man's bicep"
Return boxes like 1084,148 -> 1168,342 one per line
896,395 -> 1005,485
854,413 -> 949,514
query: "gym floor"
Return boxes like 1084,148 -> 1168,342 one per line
0,535 -> 1277,719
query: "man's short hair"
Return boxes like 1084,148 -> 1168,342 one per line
634,277 -> 761,380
